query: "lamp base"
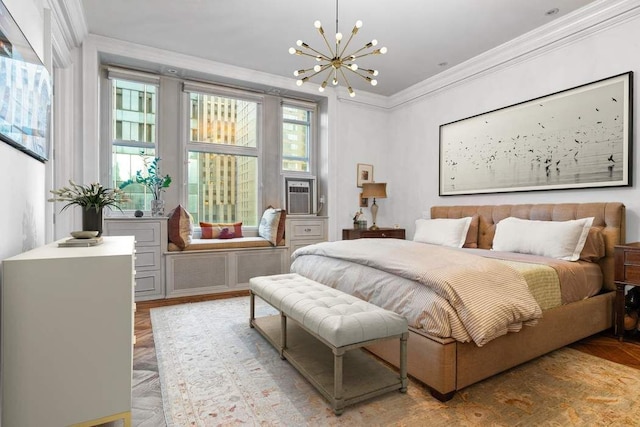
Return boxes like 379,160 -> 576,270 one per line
369,224 -> 380,230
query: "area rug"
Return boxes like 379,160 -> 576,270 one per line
151,297 -> 640,426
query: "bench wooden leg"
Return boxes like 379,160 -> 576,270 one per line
249,291 -> 255,328
280,312 -> 287,360
333,348 -> 345,415
400,332 -> 408,393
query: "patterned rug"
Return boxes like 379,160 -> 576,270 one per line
151,297 -> 640,426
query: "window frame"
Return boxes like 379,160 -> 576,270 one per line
182,82 -> 264,228
102,67 -> 161,215
281,99 -> 317,177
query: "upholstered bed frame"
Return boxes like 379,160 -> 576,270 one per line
365,202 -> 625,401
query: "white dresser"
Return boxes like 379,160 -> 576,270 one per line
1,236 -> 135,427
104,217 -> 167,301
285,215 -> 328,266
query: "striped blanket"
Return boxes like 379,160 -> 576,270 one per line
291,239 -> 543,346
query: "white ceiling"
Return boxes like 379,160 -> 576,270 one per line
80,0 -> 599,97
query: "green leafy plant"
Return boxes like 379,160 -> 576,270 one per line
119,156 -> 172,200
49,181 -> 129,212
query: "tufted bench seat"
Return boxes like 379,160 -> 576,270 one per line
249,273 -> 408,415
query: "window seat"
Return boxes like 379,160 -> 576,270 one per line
168,236 -> 281,252
165,237 -> 289,298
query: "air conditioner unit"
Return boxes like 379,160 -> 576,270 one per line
285,176 -> 316,215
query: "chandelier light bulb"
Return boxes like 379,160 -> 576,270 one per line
289,47 -> 296,55
293,70 -> 299,76
370,79 -> 378,86
314,65 -> 322,72
315,55 -> 322,61
355,20 -> 363,28
314,20 -> 322,29
332,78 -> 338,86
373,70 -> 379,76
350,64 -> 358,71
380,47 -> 387,54
296,80 -> 303,86
348,87 -> 355,97
336,32 -> 343,41
371,39 -> 378,46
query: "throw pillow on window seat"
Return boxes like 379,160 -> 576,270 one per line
168,205 -> 193,249
199,221 -> 243,239
258,207 -> 287,246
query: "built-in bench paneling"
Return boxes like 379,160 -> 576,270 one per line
165,245 -> 289,297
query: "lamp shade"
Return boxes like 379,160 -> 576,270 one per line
361,182 -> 387,199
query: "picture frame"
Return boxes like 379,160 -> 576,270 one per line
0,1 -> 52,162
359,193 -> 368,208
439,71 -> 633,196
357,163 -> 373,188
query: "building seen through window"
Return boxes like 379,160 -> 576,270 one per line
111,79 -> 158,211
187,93 -> 259,226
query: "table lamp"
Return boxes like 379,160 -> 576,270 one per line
361,182 -> 387,230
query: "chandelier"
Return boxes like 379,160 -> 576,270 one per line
288,0 -> 387,97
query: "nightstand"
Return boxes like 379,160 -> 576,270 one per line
342,227 -> 405,240
614,242 -> 640,340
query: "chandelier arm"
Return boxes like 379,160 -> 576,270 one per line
338,30 -> 358,58
338,67 -> 353,89
318,30 -> 336,58
343,66 -> 371,81
301,44 -> 333,61
308,64 -> 333,80
297,50 -> 332,61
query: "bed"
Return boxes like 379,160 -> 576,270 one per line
290,202 -> 625,401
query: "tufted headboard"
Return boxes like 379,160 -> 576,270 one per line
431,203 -> 626,291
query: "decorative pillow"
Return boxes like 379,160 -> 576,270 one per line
258,208 -> 283,246
218,227 -> 234,239
199,221 -> 243,238
579,227 -> 606,262
413,217 -> 473,248
168,205 -> 193,249
492,217 -> 594,261
200,224 -> 222,239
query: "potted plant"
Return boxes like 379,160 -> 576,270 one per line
120,156 -> 172,216
49,181 -> 129,236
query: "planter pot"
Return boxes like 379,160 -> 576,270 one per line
82,207 -> 103,236
151,199 -> 165,217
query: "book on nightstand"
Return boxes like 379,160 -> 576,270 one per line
58,236 -> 104,247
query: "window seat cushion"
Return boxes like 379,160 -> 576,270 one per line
168,236 -> 279,252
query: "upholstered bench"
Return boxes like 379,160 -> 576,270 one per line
249,273 -> 409,415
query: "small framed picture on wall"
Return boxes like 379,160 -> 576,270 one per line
359,193 -> 368,207
357,163 -> 373,188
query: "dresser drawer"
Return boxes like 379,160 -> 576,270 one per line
625,251 -> 640,266
623,265 -> 640,283
134,247 -> 161,271
290,220 -> 325,240
104,221 -> 161,247
360,229 -> 405,239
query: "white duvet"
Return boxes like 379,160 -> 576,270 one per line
291,239 -> 543,346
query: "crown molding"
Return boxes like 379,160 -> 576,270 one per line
388,0 -> 640,110
46,0 -> 88,67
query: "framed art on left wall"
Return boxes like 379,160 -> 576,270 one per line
357,163 -> 373,187
0,1 -> 52,162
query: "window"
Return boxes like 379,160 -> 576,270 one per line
185,89 -> 261,226
282,103 -> 314,172
108,73 -> 159,211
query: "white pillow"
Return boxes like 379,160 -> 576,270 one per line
414,217 -> 472,248
258,208 -> 283,246
492,217 -> 594,261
